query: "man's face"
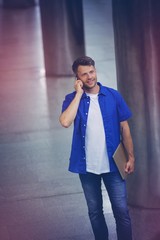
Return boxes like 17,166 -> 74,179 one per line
77,65 -> 97,91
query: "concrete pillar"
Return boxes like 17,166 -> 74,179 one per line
39,0 -> 85,76
112,0 -> 160,239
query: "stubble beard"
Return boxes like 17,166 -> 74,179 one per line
83,78 -> 97,91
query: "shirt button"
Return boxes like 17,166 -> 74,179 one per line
86,113 -> 88,115
87,102 -> 89,104
83,136 -> 85,138
84,124 -> 86,127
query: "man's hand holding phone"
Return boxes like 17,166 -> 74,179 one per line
74,79 -> 84,95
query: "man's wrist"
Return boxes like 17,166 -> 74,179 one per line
76,91 -> 83,98
128,156 -> 135,163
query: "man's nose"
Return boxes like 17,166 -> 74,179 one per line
87,73 -> 92,79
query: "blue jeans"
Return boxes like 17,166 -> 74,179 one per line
79,172 -> 132,240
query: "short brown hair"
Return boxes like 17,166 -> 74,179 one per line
72,56 -> 95,74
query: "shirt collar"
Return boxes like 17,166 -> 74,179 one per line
97,82 -> 107,96
82,82 -> 106,98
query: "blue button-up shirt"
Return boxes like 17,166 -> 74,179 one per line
62,82 -> 132,174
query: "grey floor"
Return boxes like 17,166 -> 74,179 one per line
0,2 -> 117,240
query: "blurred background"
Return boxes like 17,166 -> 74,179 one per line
0,0 -> 159,239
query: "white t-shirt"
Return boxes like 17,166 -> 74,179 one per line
85,93 -> 110,174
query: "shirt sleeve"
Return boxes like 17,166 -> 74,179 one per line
115,91 -> 132,122
61,92 -> 75,113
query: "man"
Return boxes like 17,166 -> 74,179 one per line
59,56 -> 135,240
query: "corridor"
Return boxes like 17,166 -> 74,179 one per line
0,2 -> 116,240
